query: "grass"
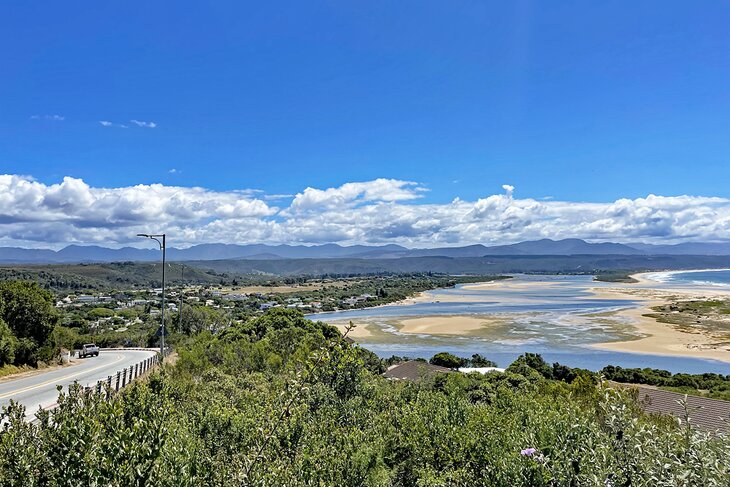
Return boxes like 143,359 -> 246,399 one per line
0,364 -> 34,379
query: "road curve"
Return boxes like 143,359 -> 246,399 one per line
0,349 -> 157,420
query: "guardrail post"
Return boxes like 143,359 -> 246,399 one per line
107,375 -> 113,399
122,368 -> 127,388
96,381 -> 102,395
116,371 -> 121,391
135,363 -> 139,378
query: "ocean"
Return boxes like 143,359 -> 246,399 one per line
646,269 -> 730,287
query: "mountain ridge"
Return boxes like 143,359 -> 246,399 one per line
2,238 -> 730,264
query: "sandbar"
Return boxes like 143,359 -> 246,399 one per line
397,315 -> 503,335
589,273 -> 730,364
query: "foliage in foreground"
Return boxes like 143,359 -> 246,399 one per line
2,309 -> 729,486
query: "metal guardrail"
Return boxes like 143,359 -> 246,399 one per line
83,353 -> 162,398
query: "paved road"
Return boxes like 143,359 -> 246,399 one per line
0,349 -> 157,420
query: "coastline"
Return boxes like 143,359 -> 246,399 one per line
326,271 -> 730,365
588,271 -> 730,364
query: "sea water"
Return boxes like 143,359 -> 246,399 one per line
647,269 -> 730,287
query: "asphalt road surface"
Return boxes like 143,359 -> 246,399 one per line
0,349 -> 157,420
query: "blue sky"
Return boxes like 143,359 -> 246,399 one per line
1,2 -> 730,247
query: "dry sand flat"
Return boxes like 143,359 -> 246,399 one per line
332,322 -> 375,339
397,315 -> 504,335
591,301 -> 730,364
590,273 -> 730,364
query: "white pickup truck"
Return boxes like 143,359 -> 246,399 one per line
78,343 -> 100,358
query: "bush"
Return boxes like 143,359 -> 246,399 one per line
429,351 -> 465,369
1,310 -> 728,484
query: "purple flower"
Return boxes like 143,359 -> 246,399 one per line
520,448 -> 537,457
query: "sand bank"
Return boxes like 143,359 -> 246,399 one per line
333,322 -> 375,339
589,284 -> 730,364
397,315 -> 503,335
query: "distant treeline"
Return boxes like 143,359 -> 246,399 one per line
187,254 -> 730,276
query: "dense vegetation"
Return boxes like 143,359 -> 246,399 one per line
592,271 -> 639,283
1,308 -> 728,485
191,254 -> 730,276
0,281 -> 59,368
0,263 -> 236,292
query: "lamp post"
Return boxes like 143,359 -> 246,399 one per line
138,233 -> 166,357
179,264 -> 185,333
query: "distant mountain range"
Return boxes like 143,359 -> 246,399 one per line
2,238 -> 730,264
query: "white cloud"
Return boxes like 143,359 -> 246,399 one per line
287,179 -> 426,214
2,174 -> 730,248
130,120 -> 157,128
169,168 -> 179,174
99,121 -> 129,128
31,114 -> 65,121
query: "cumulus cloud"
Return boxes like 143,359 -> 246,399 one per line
287,179 -> 426,214
1,174 -> 730,248
0,175 -> 276,246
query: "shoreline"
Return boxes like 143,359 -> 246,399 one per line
325,272 -> 730,365
633,268 -> 730,285
588,270 -> 730,363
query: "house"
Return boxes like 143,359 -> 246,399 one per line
611,382 -> 730,433
74,295 -> 98,304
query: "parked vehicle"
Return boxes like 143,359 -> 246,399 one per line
78,343 -> 100,358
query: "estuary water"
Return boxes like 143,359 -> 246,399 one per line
309,274 -> 730,374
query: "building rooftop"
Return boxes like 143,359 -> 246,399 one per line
613,382 -> 729,433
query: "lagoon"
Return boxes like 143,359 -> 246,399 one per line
309,274 -> 730,374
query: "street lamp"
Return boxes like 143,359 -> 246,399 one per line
138,233 -> 166,358
179,264 -> 185,333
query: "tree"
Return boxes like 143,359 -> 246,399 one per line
429,352 -> 464,369
0,319 -> 16,366
467,353 -> 497,368
174,306 -> 225,335
0,281 -> 59,365
88,307 -> 115,319
506,353 -> 552,379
